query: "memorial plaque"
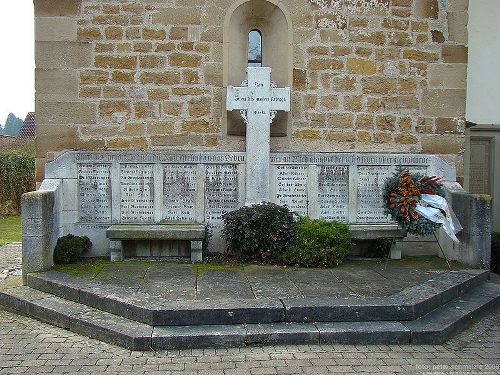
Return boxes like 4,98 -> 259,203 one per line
120,164 -> 155,223
205,164 -> 239,222
357,166 -> 392,223
274,165 -> 308,215
163,164 -> 197,222
78,164 -> 112,222
469,138 -> 491,194
318,166 -> 349,221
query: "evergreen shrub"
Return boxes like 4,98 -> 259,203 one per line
362,238 -> 393,258
221,202 -> 296,261
53,234 -> 92,264
279,217 -> 351,267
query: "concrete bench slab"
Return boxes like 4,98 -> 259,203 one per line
349,224 -> 405,240
106,224 -> 205,263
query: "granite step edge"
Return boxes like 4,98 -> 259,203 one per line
26,271 -> 286,325
26,269 -> 490,325
282,270 -> 490,322
402,282 -> 500,344
0,285 -> 153,350
1,284 -> 499,350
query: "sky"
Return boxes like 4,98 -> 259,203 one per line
0,2 -> 34,126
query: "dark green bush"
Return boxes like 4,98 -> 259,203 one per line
279,217 -> 351,267
221,202 -> 296,261
53,234 -> 92,264
362,238 -> 393,258
0,151 -> 35,216
492,232 -> 500,274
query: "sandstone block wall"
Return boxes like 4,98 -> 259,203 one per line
35,0 -> 468,182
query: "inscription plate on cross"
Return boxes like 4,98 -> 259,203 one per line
227,67 -> 290,205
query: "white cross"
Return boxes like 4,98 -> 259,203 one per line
227,67 -> 290,205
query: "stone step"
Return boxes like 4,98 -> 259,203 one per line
25,269 -> 489,325
0,281 -> 498,350
403,281 -> 500,344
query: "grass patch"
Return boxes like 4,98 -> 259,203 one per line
53,259 -> 108,278
193,263 -> 244,275
0,216 -> 21,245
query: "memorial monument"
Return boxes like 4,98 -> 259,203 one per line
23,0 -> 492,274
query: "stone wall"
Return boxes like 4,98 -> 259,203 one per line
35,0 -> 468,182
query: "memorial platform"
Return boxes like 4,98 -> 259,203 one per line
1,257 -> 499,350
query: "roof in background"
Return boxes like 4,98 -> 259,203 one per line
17,112 -> 35,139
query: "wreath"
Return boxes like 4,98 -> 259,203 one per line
383,168 -> 446,236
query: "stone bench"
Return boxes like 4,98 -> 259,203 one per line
349,224 -> 405,240
350,224 -> 406,259
106,224 -> 205,263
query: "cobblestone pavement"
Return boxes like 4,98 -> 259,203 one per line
1,244 -> 499,374
0,243 -> 22,280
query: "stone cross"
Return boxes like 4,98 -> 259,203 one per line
227,67 -> 290,205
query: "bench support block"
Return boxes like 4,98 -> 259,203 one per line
191,241 -> 203,263
110,241 -> 123,262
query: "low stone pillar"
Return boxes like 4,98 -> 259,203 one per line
191,240 -> 203,263
21,191 -> 55,283
109,241 -> 123,262
439,187 -> 492,269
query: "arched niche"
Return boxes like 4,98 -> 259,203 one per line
223,0 -> 292,137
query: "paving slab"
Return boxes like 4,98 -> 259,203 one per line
139,263 -> 196,300
285,268 -> 352,298
93,263 -> 150,288
244,265 -> 302,299
196,269 -> 254,300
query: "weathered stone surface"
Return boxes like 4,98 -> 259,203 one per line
152,8 -> 202,25
429,64 -> 467,89
36,70 -> 79,101
346,58 -> 377,74
35,0 -> 81,17
152,325 -> 246,350
421,89 -> 466,117
317,321 -> 410,344
36,42 -> 92,69
447,11 -> 468,44
70,309 -> 152,350
246,323 -> 319,345
139,72 -> 181,85
35,17 -> 77,41
414,0 -> 439,19
442,45 -> 468,63
421,135 -> 464,154
403,282 -> 500,344
38,101 -> 97,125
94,55 -> 136,70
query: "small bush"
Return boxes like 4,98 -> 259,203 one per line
279,217 -> 351,267
363,238 -> 393,258
492,232 -> 500,274
221,202 -> 296,261
53,234 -> 92,264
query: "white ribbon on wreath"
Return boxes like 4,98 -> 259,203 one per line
415,194 -> 463,243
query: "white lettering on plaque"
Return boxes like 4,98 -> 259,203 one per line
318,166 -> 349,221
275,165 -> 308,216
120,164 -> 154,223
357,166 -> 392,223
163,164 -> 197,222
78,164 -> 112,222
205,165 -> 239,222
